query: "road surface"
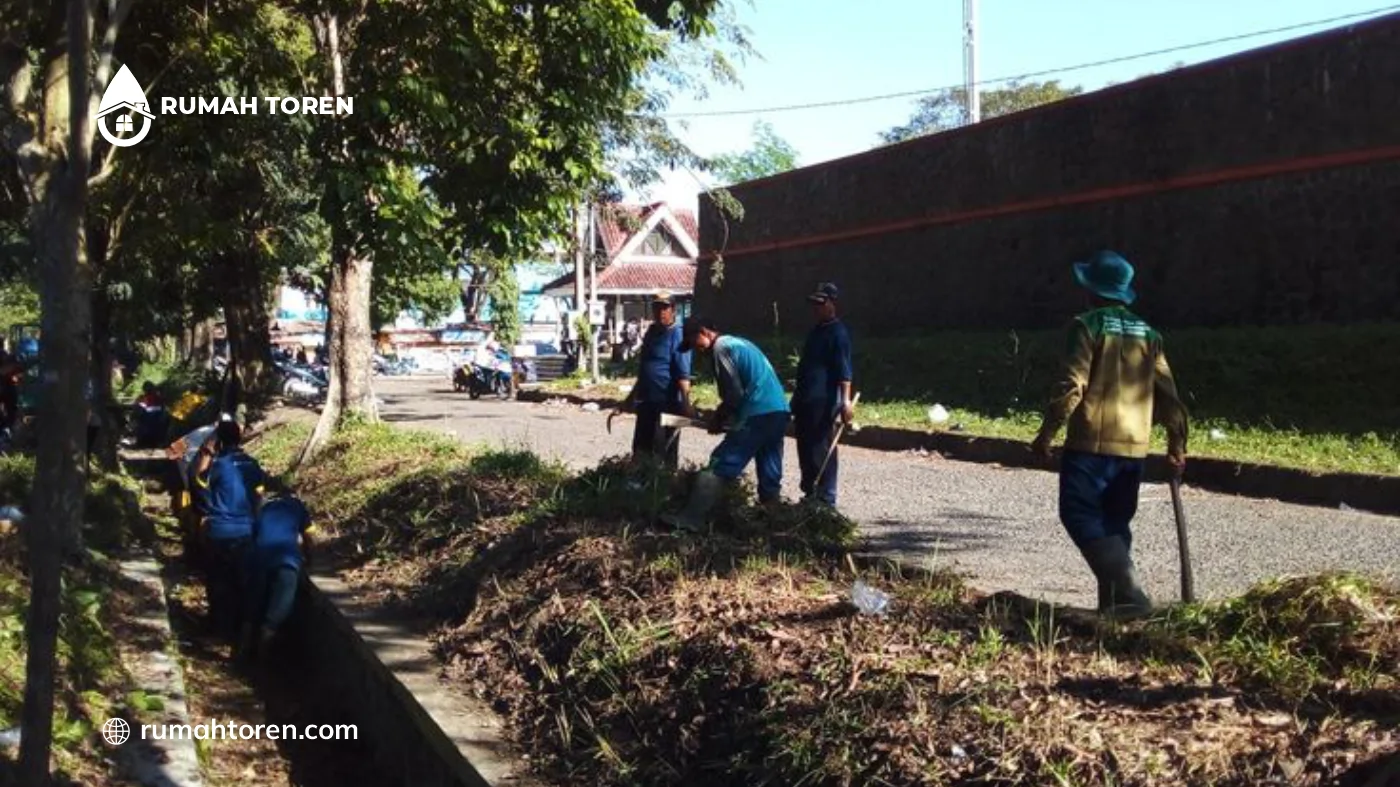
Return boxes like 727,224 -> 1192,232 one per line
374,378 -> 1399,608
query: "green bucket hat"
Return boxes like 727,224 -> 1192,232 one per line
1073,250 -> 1137,305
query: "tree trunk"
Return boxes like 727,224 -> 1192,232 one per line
221,252 -> 275,402
297,241 -> 374,465
21,1 -> 92,782
88,289 -> 118,470
297,9 -> 376,466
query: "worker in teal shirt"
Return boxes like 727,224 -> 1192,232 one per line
240,494 -> 315,661
792,282 -> 854,507
663,317 -> 789,531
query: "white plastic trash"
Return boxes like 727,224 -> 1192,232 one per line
851,580 -> 891,617
582,402 -> 601,412
927,404 -> 950,425
1209,428 -> 1227,441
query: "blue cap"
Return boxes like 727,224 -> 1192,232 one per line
807,282 -> 840,303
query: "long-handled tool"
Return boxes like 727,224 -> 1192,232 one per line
1168,474 -> 1196,603
813,392 -> 860,488
658,412 -> 713,457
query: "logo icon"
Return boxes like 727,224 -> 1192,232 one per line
95,66 -> 154,148
102,717 -> 130,746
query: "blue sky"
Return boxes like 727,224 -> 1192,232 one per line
645,0 -> 1399,207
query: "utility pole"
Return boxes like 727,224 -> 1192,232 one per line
964,0 -> 980,124
572,204 -> 586,375
588,204 -> 600,383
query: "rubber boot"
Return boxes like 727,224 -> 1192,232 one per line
1079,536 -> 1152,620
661,471 -> 724,533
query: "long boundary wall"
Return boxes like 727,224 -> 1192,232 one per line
696,15 -> 1400,335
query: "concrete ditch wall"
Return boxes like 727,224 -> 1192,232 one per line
286,573 -> 540,787
696,14 -> 1400,336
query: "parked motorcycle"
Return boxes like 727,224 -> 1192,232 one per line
455,348 -> 514,399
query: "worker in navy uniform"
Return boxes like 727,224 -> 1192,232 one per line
619,291 -> 693,466
791,283 -> 854,507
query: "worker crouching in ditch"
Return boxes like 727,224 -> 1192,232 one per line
662,317 -> 790,532
239,493 -> 315,663
1031,250 -> 1190,619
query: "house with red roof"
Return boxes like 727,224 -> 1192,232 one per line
540,201 -> 699,343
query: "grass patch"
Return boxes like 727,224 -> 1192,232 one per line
1132,573 -> 1399,709
0,457 -> 153,784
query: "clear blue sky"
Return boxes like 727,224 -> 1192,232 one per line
646,0 -> 1400,207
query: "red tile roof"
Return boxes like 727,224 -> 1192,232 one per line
596,261 -> 696,293
594,202 -> 698,258
540,261 -> 695,297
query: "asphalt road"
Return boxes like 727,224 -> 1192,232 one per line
375,377 -> 1399,608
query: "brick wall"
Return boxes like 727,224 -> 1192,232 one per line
696,15 -> 1400,335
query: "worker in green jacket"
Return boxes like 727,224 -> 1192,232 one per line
1032,250 -> 1190,619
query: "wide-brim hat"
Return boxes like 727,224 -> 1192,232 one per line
652,290 -> 675,307
1072,250 -> 1137,305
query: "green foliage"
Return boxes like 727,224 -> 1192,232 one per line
708,121 -> 800,185
880,80 -> 1084,144
0,280 -> 38,336
487,266 -> 522,346
0,455 -> 145,550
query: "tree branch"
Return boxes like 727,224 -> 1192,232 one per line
82,0 -> 136,144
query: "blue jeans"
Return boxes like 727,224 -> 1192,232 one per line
247,566 -> 300,632
1058,450 -> 1144,550
709,411 -> 788,503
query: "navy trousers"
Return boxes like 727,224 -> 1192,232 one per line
204,536 -> 251,639
1058,450 -> 1144,550
632,402 -> 680,467
794,404 -> 838,505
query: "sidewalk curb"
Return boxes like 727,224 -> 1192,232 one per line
517,389 -> 1400,516
116,556 -> 205,787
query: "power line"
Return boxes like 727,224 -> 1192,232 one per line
661,5 -> 1400,119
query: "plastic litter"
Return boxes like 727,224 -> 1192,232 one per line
1208,428 -> 1227,441
950,743 -> 968,761
582,402 -> 601,413
851,580 -> 891,617
927,404 -> 950,425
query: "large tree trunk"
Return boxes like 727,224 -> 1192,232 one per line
221,252 -> 275,402
297,9 -> 376,466
297,241 -> 374,464
88,288 -> 118,470
21,1 -> 92,783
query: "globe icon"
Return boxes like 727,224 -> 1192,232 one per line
102,717 -> 130,746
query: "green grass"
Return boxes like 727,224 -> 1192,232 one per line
551,323 -> 1400,476
0,458 -> 146,783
